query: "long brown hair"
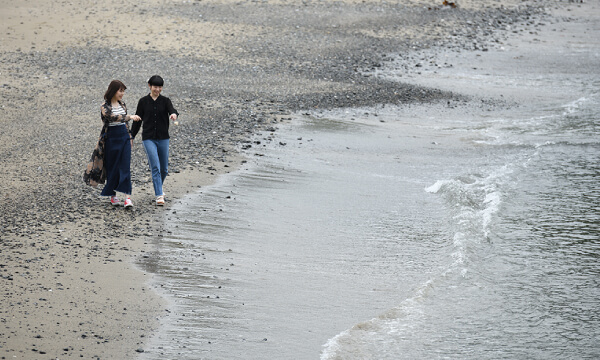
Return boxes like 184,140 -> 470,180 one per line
104,80 -> 127,102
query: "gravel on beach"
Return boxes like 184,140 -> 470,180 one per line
0,0 -> 573,357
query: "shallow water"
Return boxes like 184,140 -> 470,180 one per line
138,92 -> 599,359
138,17 -> 600,360
320,96 -> 600,360
138,112 -> 457,359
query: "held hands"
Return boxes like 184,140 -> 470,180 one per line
131,115 -> 142,122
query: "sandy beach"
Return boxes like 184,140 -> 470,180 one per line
0,0 -> 593,358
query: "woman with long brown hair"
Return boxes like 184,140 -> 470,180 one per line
99,80 -> 141,207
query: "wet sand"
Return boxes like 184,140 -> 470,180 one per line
0,0 -> 591,358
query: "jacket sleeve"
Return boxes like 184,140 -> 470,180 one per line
167,98 -> 179,116
131,99 -> 144,139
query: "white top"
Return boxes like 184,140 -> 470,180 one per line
109,104 -> 127,126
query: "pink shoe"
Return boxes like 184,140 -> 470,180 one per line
123,198 -> 133,208
110,196 -> 120,206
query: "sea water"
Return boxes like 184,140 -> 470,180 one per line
138,20 -> 600,360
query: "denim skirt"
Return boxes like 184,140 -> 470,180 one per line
100,125 -> 132,196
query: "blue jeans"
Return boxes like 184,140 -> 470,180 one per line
143,139 -> 169,196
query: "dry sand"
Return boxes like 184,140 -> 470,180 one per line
0,0 -> 588,358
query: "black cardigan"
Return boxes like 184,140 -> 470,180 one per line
131,94 -> 179,140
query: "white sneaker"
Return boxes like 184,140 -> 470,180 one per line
156,195 -> 165,206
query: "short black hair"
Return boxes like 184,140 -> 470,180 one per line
148,75 -> 164,86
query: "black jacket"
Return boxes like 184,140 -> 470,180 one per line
132,94 -> 179,140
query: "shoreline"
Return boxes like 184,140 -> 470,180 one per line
0,0 -> 590,358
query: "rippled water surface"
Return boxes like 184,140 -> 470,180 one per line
139,22 -> 600,360
138,90 -> 599,359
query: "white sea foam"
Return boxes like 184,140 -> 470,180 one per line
424,179 -> 449,194
562,97 -> 588,115
321,276 -> 436,359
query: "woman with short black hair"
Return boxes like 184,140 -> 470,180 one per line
132,75 -> 179,206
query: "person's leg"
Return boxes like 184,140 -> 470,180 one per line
114,133 -> 132,196
101,130 -> 118,197
143,139 -> 163,196
156,139 -> 170,185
